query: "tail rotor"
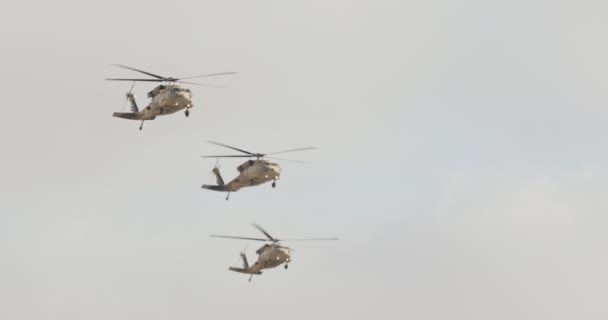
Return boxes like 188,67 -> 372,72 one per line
209,158 -> 222,179
122,81 -> 136,111
233,244 -> 248,266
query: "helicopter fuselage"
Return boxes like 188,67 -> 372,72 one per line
112,84 -> 193,128
141,84 -> 194,119
232,244 -> 291,275
201,141 -> 315,200
256,244 -> 291,270
213,223 -> 336,281
203,159 -> 282,193
233,159 -> 281,189
107,64 -> 234,130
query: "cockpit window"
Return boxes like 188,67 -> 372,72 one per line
172,87 -> 190,93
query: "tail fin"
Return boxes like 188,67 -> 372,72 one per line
212,167 -> 225,186
240,253 -> 249,269
202,167 -> 226,191
113,92 -> 141,120
228,254 -> 252,274
126,92 -> 139,113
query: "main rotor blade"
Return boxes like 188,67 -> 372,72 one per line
266,147 -> 317,155
206,141 -> 255,156
178,81 -> 226,88
105,78 -> 164,82
251,224 -> 277,242
281,238 -> 340,241
210,235 -> 269,242
201,155 -> 253,158
180,72 -> 237,80
111,64 -> 166,79
265,156 -> 309,164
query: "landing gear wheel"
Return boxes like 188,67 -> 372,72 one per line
284,264 -> 288,270
272,181 -> 276,188
185,109 -> 190,117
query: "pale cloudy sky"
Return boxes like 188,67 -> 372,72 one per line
0,1 -> 607,319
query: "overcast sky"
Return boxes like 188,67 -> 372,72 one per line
1,0 -> 607,319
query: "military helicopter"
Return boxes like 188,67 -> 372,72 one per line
106,64 -> 236,130
201,141 -> 316,200
211,224 -> 338,282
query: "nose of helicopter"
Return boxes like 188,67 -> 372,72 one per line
262,163 -> 281,179
269,164 -> 281,174
174,94 -> 193,108
280,248 -> 291,261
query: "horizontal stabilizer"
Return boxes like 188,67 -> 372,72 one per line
113,112 -> 142,120
229,267 -> 262,275
202,184 -> 224,191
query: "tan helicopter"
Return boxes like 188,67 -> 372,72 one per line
106,64 -> 236,130
201,141 -> 316,200
211,224 -> 338,282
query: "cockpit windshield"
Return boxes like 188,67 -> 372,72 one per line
172,87 -> 192,94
